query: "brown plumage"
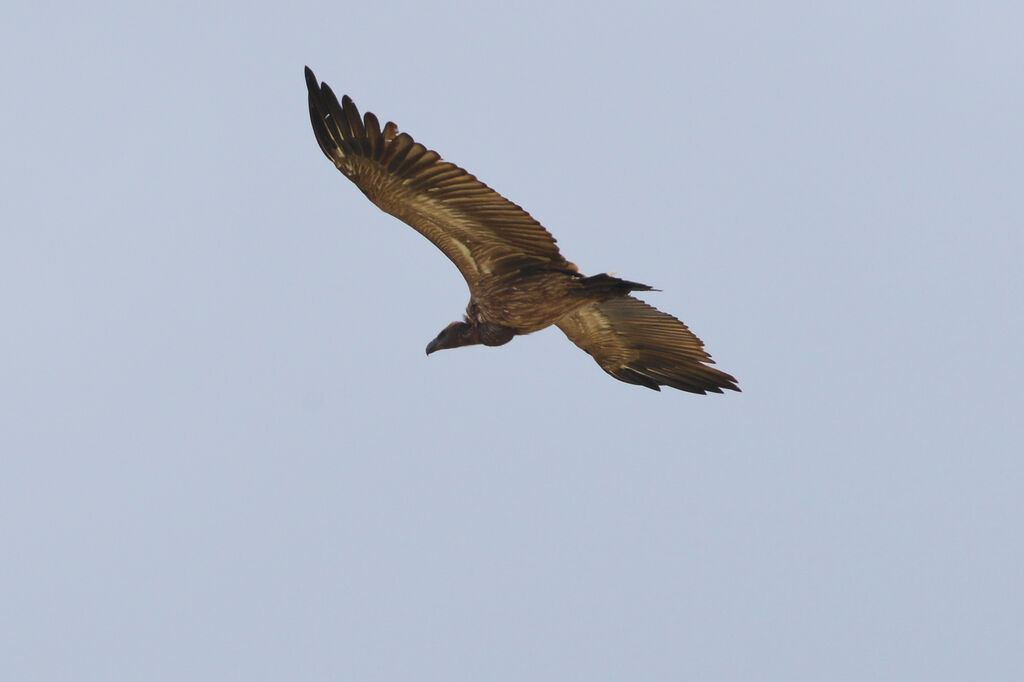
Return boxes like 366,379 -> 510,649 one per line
305,66 -> 739,394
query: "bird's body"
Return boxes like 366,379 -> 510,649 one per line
465,270 -> 648,333
305,67 -> 739,394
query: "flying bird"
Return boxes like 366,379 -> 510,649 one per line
305,67 -> 739,394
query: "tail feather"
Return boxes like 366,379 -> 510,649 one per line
578,273 -> 655,300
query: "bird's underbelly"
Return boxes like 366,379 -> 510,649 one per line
481,306 -> 573,334
469,281 -> 586,333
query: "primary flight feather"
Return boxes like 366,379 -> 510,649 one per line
305,66 -> 739,394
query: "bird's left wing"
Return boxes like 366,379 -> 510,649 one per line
305,67 -> 573,287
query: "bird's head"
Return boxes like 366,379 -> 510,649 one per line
425,321 -> 478,355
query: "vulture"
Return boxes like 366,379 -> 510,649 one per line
305,67 -> 739,394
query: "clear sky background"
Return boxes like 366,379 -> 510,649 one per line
2,1 -> 1021,680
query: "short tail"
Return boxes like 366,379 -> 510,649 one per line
578,273 -> 656,300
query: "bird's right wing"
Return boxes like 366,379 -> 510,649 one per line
555,296 -> 740,394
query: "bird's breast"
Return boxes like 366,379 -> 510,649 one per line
471,273 -> 588,333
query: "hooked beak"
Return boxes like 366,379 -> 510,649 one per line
426,331 -> 450,355
426,321 -> 472,355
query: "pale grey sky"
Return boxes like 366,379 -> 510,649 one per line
2,1 -> 1022,680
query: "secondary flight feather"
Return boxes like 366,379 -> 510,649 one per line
305,66 -> 739,394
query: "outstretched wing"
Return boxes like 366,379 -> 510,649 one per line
305,67 -> 573,287
556,296 -> 740,394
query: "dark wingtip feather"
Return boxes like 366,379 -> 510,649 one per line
341,94 -> 366,146
304,66 -> 318,92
